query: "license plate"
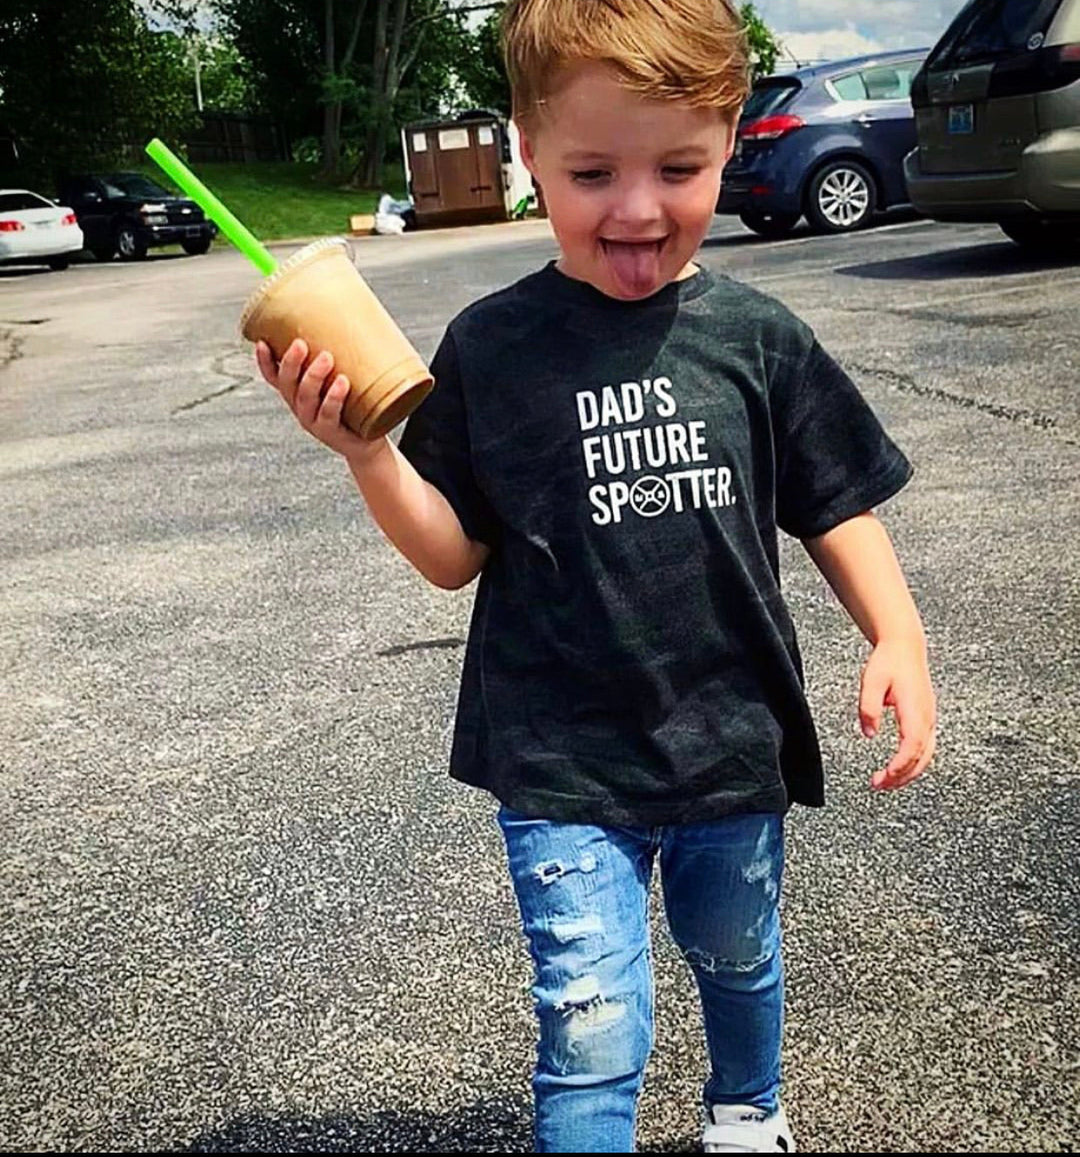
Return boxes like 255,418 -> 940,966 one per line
948,104 -> 974,134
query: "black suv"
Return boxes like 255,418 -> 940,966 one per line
56,172 -> 218,261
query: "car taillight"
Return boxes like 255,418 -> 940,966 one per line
740,114 -> 805,142
61,213 -> 78,226
0,220 -> 25,232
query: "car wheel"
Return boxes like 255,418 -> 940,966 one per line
47,256 -> 70,271
116,224 -> 148,261
806,160 -> 876,233
999,219 -> 1080,255
181,237 -> 212,256
739,210 -> 801,240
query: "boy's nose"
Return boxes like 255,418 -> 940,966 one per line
609,180 -> 664,229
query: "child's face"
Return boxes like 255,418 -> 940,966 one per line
520,62 -> 735,301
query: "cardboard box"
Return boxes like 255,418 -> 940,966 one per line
349,213 -> 375,236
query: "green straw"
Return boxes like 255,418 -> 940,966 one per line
145,137 -> 278,276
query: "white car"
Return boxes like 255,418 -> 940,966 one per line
0,188 -> 85,271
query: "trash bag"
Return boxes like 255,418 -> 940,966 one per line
374,192 -> 414,235
373,212 -> 406,235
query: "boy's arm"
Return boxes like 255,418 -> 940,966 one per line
347,440 -> 490,591
257,338 -> 488,591
802,511 -> 937,791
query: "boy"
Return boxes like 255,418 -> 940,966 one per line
255,0 -> 937,1150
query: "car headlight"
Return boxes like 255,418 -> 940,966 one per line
139,202 -> 168,225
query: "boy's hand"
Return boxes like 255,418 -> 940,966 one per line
859,638 -> 937,792
255,338 -> 387,463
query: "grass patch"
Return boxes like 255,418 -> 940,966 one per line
133,160 -> 407,243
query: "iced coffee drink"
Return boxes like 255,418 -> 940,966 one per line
239,237 -> 433,440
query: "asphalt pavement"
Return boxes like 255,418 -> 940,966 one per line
1,212 -> 1078,1153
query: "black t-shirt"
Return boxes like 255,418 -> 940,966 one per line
398,263 -> 912,826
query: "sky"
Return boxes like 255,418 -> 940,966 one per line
755,0 -> 970,65
144,1 -> 974,66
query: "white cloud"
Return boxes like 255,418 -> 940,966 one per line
755,0 -> 970,63
776,28 -> 885,67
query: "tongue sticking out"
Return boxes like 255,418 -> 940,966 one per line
603,240 -> 664,297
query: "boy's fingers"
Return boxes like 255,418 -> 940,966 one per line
294,350 -> 334,424
859,664 -> 889,739
277,338 -> 309,394
256,341 -> 287,390
873,742 -> 920,789
317,374 -> 350,428
872,727 -> 935,791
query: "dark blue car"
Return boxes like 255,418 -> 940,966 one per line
718,49 -> 929,238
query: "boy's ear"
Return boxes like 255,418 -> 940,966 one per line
518,125 -> 539,178
721,117 -> 738,164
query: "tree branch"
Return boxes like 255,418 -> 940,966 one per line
405,1 -> 499,34
397,22 -> 429,85
342,0 -> 370,70
324,0 -> 335,71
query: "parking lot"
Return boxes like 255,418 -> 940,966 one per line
1,214 -> 1078,1153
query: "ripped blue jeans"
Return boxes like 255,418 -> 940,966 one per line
497,806 -> 784,1154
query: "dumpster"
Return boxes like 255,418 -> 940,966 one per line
402,113 -> 517,228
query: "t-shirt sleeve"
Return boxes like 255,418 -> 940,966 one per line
771,337 -> 914,540
397,328 -> 501,547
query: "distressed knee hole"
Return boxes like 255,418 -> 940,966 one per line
550,914 -> 605,943
533,852 -> 598,887
683,946 -> 772,974
544,975 -> 646,1078
555,975 -> 626,1033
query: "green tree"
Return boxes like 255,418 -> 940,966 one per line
740,2 -> 781,80
214,0 -> 468,183
0,0 -> 200,188
447,2 -> 781,115
215,0 -> 324,149
193,37 -> 262,112
453,8 -> 511,113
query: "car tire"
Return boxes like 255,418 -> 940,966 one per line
739,210 -> 801,240
999,219 -> 1080,255
47,257 -> 70,271
181,237 -> 212,256
116,224 -> 148,261
806,160 -> 876,233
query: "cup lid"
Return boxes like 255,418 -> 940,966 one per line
239,236 -> 354,338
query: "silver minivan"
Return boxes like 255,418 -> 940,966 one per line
904,0 -> 1080,251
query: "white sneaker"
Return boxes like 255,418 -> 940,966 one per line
702,1103 -> 796,1153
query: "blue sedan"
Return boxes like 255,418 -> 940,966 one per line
718,49 -> 929,238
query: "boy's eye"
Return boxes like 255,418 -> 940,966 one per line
570,169 -> 610,184
663,165 -> 702,180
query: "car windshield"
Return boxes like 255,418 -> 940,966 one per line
0,192 -> 53,212
929,0 -> 1064,67
741,80 -> 800,123
104,174 -> 171,198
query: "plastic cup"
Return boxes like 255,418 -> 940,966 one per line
239,237 -> 433,440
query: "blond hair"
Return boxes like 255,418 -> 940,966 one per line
501,0 -> 751,126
